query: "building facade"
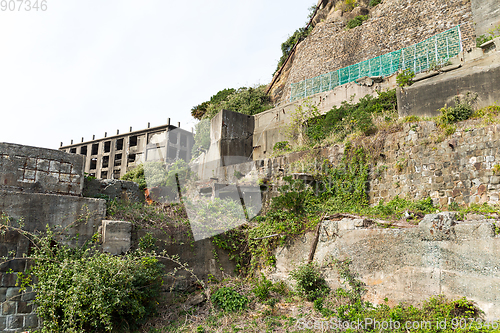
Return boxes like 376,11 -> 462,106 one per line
60,123 -> 194,179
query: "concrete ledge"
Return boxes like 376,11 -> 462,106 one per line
440,63 -> 461,72
412,71 -> 439,83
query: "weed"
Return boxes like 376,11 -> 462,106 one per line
396,68 -> 415,87
369,0 -> 381,7
336,0 -> 358,12
272,141 -> 291,153
395,157 -> 407,173
306,89 -> 397,144
476,24 -> 500,47
403,115 -> 421,122
289,262 -> 329,301
437,92 -> 478,126
493,164 -> 500,175
211,287 -> 248,312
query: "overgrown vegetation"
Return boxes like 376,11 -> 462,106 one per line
476,24 -> 500,47
121,159 -> 194,197
155,261 -> 494,333
289,262 -> 329,301
190,85 -> 273,120
436,93 -> 478,126
211,286 -> 249,312
1,221 -> 164,332
306,89 -> 398,145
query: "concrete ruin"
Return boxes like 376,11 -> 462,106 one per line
0,142 -> 106,331
59,122 -> 194,180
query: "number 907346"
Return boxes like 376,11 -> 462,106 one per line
1,0 -> 47,11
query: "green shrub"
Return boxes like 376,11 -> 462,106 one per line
211,287 -> 248,312
396,68 -> 415,87
289,262 -> 329,301
273,141 -> 291,152
121,163 -> 147,190
21,228 -> 164,332
437,93 -> 478,126
369,0 -> 382,7
191,86 -> 273,120
346,15 -> 368,29
252,274 -> 273,301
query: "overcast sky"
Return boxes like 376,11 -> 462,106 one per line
0,0 -> 312,149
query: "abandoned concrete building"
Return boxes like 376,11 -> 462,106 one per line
59,121 -> 194,179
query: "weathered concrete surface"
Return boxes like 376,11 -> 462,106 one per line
470,0 -> 500,37
132,227 -> 236,291
398,51 -> 500,118
102,220 -> 132,255
193,110 -> 255,180
268,215 -> 500,320
83,178 -> 145,203
0,142 -> 84,196
0,190 -> 105,246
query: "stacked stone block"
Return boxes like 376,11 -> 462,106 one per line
273,0 -> 476,103
0,259 -> 38,332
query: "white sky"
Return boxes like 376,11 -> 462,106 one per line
0,0 -> 312,149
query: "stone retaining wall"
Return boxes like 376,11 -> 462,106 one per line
270,0 -> 476,104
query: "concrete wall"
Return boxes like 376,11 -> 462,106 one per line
0,144 -> 106,332
269,0 -> 476,104
193,110 -> 255,180
470,0 -> 500,37
269,213 -> 500,320
398,48 -> 500,118
0,142 -> 84,196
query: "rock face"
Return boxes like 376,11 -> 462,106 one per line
268,0 -> 477,103
269,213 -> 500,320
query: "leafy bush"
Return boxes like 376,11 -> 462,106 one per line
211,287 -> 248,312
21,229 -> 164,332
191,86 -> 273,120
369,0 -> 382,7
437,93 -> 478,126
289,262 -> 329,301
273,141 -> 291,152
191,118 -> 211,158
346,15 -> 368,29
121,163 -> 147,190
396,68 -> 415,87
